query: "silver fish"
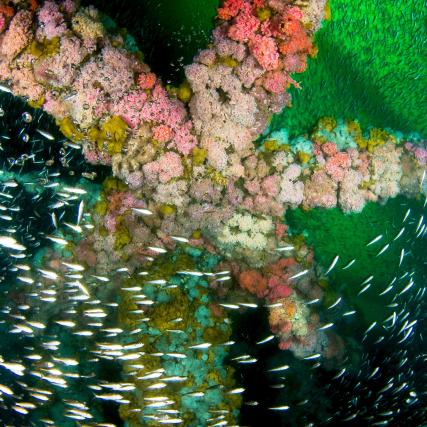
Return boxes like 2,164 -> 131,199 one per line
303,353 -> 321,360
357,283 -> 371,296
275,245 -> 294,252
376,243 -> 390,257
45,235 -> 68,246
318,323 -> 334,331
0,236 -> 26,251
393,226 -> 405,241
325,255 -> 339,275
0,84 -> 12,93
327,297 -> 342,310
36,129 -> 55,140
132,208 -> 153,216
402,208 -> 411,222
256,335 -> 275,345
289,269 -> 309,280
342,259 -> 356,270
366,234 -> 383,246
188,343 -> 212,350
171,236 -> 189,243
399,248 -> 405,267
268,365 -> 289,372
77,201 -> 84,225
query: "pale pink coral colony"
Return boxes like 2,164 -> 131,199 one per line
0,0 -> 426,358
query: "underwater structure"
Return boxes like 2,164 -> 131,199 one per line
0,0 -> 425,426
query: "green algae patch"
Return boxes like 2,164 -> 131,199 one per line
286,195 -> 427,324
269,0 -> 427,139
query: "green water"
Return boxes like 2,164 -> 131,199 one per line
286,196 -> 427,324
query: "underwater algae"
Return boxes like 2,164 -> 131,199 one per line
0,0 -> 425,426
268,0 -> 427,139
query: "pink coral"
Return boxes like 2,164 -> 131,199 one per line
43,91 -> 68,118
194,48 -> 216,66
125,171 -> 144,189
325,152 -> 351,182
405,142 -> 427,166
262,175 -> 280,196
282,53 -> 307,73
249,34 -> 279,70
10,67 -> 44,100
303,169 -> 337,209
217,0 -> 249,20
137,72 -> 157,89
38,1 -> 67,39
236,55 -> 264,87
322,141 -> 337,156
369,143 -> 402,199
262,70 -> 289,94
268,275 -> 292,300
414,147 -> 427,164
143,152 -> 184,184
339,169 -> 366,213
83,145 -> 112,165
190,179 -> 222,203
111,90 -> 148,128
0,10 -> 33,58
278,164 -> 304,205
62,0 -> 76,15
228,9 -> 260,42
275,221 -> 287,239
239,269 -> 268,298
170,121 -> 197,155
0,13 -> 6,34
36,35 -> 88,85
153,124 -> 173,143
213,27 -> 247,61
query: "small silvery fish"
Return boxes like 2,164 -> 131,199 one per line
0,84 -> 12,93
275,246 -> 294,252
289,269 -> 309,280
219,303 -> 240,310
189,342 -> 212,350
376,243 -> 390,257
393,226 -> 405,241
132,208 -> 153,216
366,234 -> 383,246
327,297 -> 342,310
147,246 -> 167,254
268,365 -> 289,372
36,129 -> 55,140
45,235 -> 68,246
325,255 -> 339,275
304,353 -> 321,360
77,201 -> 84,225
318,323 -> 334,331
227,388 -> 245,394
357,283 -> 371,296
171,236 -> 189,243
0,236 -> 26,251
256,335 -> 275,345
402,208 -> 411,222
